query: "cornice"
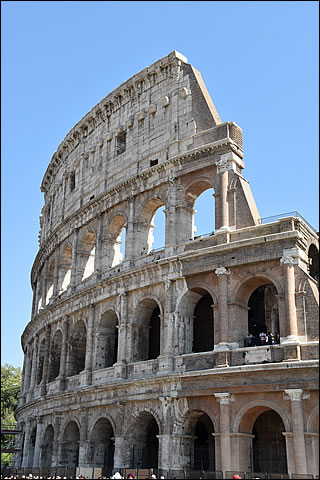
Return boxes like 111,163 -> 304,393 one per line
32,136 -> 237,283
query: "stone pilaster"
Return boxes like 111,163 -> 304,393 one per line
165,176 -> 177,250
40,324 -> 51,396
125,195 -> 136,261
52,247 -> 60,299
21,419 -> 33,467
215,267 -> 231,350
70,227 -> 79,290
28,335 -> 39,397
51,416 -> 62,467
79,410 -> 89,467
41,262 -> 48,308
113,436 -> 125,470
280,253 -> 299,343
32,417 -> 44,467
284,388 -> 309,474
82,304 -> 95,385
115,290 -> 128,378
57,317 -> 69,390
214,392 -> 234,473
94,213 -> 103,278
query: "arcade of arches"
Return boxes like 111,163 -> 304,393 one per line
20,399 -> 319,477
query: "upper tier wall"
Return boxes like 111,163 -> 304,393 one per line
39,51 -> 224,244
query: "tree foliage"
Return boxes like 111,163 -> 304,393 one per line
1,363 -> 22,425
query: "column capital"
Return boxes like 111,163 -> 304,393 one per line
214,392 -> 234,404
284,389 -> 310,401
280,255 -> 297,265
280,247 -> 307,266
215,267 -> 230,276
217,152 -> 242,173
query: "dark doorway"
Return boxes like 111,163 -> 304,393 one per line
193,413 -> 215,472
149,306 -> 160,359
252,410 -> 287,474
193,294 -> 214,352
146,417 -> 159,468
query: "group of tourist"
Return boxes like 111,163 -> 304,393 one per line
246,331 -> 280,347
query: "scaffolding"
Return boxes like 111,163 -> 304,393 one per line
1,423 -> 22,467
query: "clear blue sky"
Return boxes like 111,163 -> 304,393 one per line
1,1 -> 319,369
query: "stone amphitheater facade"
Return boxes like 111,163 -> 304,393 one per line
15,51 -> 319,478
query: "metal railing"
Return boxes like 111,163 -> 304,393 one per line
258,211 -> 318,235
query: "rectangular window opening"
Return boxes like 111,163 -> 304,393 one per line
150,159 -> 158,167
70,172 -> 76,191
116,132 -> 126,155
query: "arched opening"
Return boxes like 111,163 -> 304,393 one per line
252,410 -> 287,474
184,181 -> 215,241
48,330 -> 62,382
193,188 -> 215,238
103,214 -> 127,268
150,205 -> 165,251
138,198 -> 165,255
193,413 -> 215,472
58,244 -> 72,294
40,424 -> 54,468
193,293 -> 214,352
89,418 -> 114,474
81,231 -> 96,281
308,244 -> 319,285
61,421 -> 80,467
149,306 -> 160,359
46,260 -> 55,304
130,413 -> 159,469
134,299 -> 161,361
68,320 -> 86,376
36,338 -> 46,386
95,311 -> 118,369
248,285 -> 279,346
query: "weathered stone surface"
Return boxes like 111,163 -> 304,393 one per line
16,51 -> 319,478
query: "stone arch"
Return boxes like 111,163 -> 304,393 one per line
136,196 -> 166,255
46,258 -> 55,304
233,273 -> 283,305
36,337 -> 46,386
307,405 -> 319,433
88,417 -> 115,471
48,328 -> 62,382
40,424 -> 54,468
232,273 -> 283,345
232,400 -> 291,434
103,212 -> 127,268
95,309 -> 119,369
89,412 -> 117,439
125,408 -> 162,469
176,286 -> 215,354
78,229 -> 96,281
67,319 -> 87,376
183,177 -> 217,240
308,243 -> 319,284
181,406 -> 216,472
233,401 -> 290,475
60,420 -> 80,467
133,297 -> 163,361
58,243 -> 72,295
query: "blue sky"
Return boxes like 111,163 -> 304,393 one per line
1,1 -> 319,369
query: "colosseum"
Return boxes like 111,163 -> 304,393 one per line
14,51 -> 318,479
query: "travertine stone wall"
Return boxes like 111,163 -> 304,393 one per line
16,52 -> 319,478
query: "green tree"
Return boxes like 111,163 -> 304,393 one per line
1,364 -> 22,466
1,363 -> 22,425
